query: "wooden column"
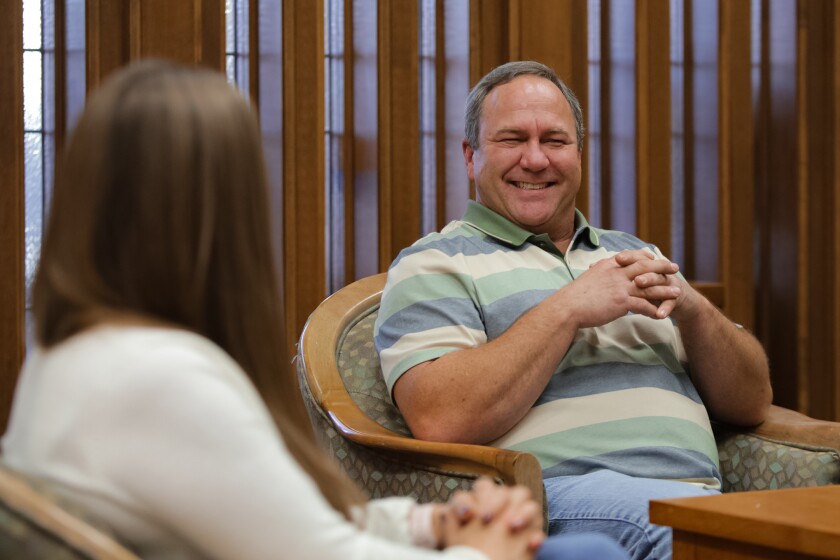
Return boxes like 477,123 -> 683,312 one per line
797,0 -> 840,420
86,0 -> 225,90
283,0 -> 325,350
718,0 -> 754,328
378,0 -> 420,269
635,0 -> 671,257
0,0 -> 24,433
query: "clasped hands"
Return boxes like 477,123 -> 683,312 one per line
564,249 -> 699,329
433,477 -> 543,560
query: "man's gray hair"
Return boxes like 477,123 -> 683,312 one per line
464,60 -> 585,150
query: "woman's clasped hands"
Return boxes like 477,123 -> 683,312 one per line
435,478 -> 544,560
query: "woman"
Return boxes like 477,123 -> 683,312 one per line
2,61 -> 626,560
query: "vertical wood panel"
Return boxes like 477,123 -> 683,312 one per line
718,0 -> 754,328
635,0 -> 671,257
283,0 -> 325,351
435,0 -> 447,231
0,0 -> 24,433
378,0 -> 420,269
757,0 -> 798,412
599,0 -> 613,229
249,0 -> 260,106
682,1 -> 696,277
469,0 -> 510,87
343,0 -> 356,283
86,0 -> 224,91
833,1 -> 840,420
798,0 -> 840,420
515,0 -> 590,218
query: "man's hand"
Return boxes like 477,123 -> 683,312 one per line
560,249 -> 682,329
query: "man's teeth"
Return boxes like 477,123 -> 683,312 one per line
513,181 -> 549,190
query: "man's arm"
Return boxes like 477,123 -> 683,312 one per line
627,253 -> 773,427
393,252 -> 682,444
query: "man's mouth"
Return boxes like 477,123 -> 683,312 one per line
510,181 -> 553,190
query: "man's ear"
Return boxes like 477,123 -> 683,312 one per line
462,139 -> 475,181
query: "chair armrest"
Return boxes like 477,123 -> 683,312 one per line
749,405 -> 840,451
326,398 -> 545,507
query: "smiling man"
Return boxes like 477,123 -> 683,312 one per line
374,61 -> 772,560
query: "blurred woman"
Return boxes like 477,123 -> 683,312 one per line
2,61 -> 626,560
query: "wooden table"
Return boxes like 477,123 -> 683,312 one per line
650,485 -> 840,559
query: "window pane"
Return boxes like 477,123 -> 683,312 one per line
23,0 -> 42,50
23,51 -> 43,131
24,132 -> 44,305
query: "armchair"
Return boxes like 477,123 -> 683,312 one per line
0,462 -> 139,559
296,273 -> 840,512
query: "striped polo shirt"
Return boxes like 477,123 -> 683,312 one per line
375,201 -> 721,487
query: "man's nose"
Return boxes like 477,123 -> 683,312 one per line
519,140 -> 550,170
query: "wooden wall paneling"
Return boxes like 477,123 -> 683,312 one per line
86,0 -> 224,90
343,0 -> 356,283
514,0 -> 590,218
249,0 -> 260,106
85,0 -> 129,89
469,0 -> 511,87
635,0 -> 671,257
0,0 -> 24,433
435,0 -> 447,231
598,0 -> 612,229
681,0 -> 696,278
283,0 -> 325,351
833,0 -> 840,421
798,0 -> 839,420
378,0 -> 421,269
718,0 -> 754,329
756,0 -> 798,412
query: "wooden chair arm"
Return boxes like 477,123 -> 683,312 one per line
748,405 -> 840,451
325,399 -> 545,505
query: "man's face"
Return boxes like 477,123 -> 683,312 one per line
463,75 -> 582,239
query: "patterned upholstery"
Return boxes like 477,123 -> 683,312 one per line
715,430 -> 840,492
0,464 -> 139,560
297,304 -> 475,503
298,302 -> 840,502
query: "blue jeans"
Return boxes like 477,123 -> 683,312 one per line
545,470 -> 720,560
537,533 -> 628,560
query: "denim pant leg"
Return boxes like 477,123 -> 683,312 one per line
537,533 -> 629,560
544,470 -> 720,560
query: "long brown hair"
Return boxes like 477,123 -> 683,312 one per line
33,60 -> 364,515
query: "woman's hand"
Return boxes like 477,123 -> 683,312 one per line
436,478 -> 544,560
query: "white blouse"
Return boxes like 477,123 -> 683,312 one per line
2,325 -> 487,560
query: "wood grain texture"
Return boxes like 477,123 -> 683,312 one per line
635,0 -> 671,257
283,0 -> 326,352
651,486 -> 840,559
718,0 -> 754,329
0,0 -> 25,433
377,0 -> 421,269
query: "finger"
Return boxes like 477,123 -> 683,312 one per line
506,500 -> 541,533
528,531 -> 547,552
470,478 -> 509,524
656,298 -> 677,319
634,271 -> 671,288
626,296 -> 663,319
624,259 -> 679,282
614,249 -> 656,266
448,490 -> 476,524
635,285 -> 681,302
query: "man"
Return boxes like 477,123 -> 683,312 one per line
374,61 -> 772,560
